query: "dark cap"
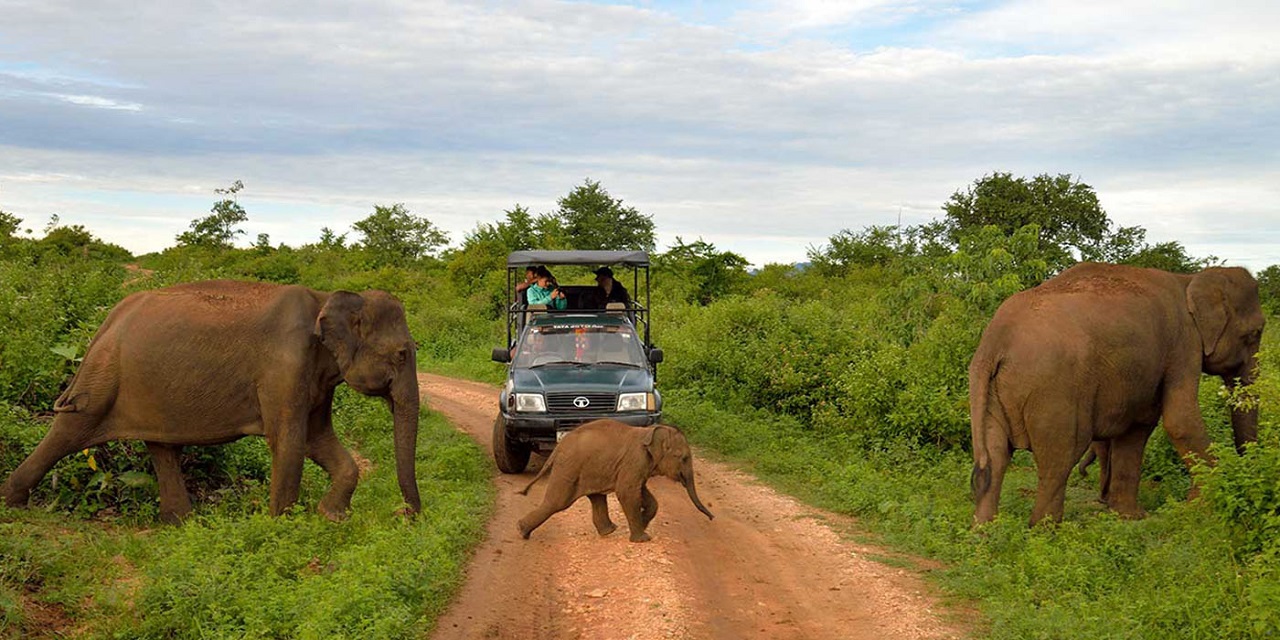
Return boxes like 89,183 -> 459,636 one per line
593,266 -> 614,278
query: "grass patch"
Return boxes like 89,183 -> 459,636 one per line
1,389 -> 493,639
663,388 -> 1276,640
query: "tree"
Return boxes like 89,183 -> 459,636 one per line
253,233 -> 273,254
177,180 -> 248,249
38,223 -> 132,261
318,227 -> 347,250
352,203 -> 449,266
806,226 -> 914,277
1258,265 -> 1280,315
657,237 -> 749,305
0,210 -> 20,242
943,173 -> 1109,271
553,179 -> 655,251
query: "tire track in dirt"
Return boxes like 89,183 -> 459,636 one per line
421,373 -> 966,640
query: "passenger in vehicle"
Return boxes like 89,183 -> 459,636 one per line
514,265 -> 538,305
590,266 -> 630,308
526,266 -> 567,310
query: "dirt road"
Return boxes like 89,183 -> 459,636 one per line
421,373 -> 965,640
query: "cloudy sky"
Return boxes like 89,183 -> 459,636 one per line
1,0 -> 1277,267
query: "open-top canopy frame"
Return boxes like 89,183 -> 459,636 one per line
503,250 -> 652,349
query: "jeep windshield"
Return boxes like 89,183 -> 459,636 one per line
512,323 -> 647,369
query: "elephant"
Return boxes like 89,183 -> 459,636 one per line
516,420 -> 714,542
1,280 -> 422,523
969,263 -> 1264,526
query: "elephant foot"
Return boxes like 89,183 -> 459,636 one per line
1112,505 -> 1148,520
517,520 -> 533,540
157,506 -> 192,525
595,522 -> 617,537
628,531 -> 651,543
318,504 -> 349,523
2,486 -> 30,509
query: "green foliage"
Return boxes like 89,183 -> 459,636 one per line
1258,265 -> 1280,315
352,203 -> 449,267
37,224 -> 133,262
0,395 -> 493,639
654,237 -> 749,305
943,172 -> 1110,270
177,180 -> 249,249
0,257 -> 129,408
0,209 -> 20,240
806,225 -> 914,276
553,179 -> 655,251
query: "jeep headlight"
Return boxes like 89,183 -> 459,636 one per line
616,392 -> 653,412
515,393 -> 547,413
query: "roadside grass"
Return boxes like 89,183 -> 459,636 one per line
0,389 -> 493,639
663,388 -> 1274,640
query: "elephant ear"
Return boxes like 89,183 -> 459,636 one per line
315,291 -> 365,371
642,426 -> 673,467
1187,272 -> 1230,358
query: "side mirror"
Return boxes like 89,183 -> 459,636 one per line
492,347 -> 512,363
648,348 -> 664,364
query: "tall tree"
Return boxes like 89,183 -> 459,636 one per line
554,179 -> 655,251
658,237 -> 749,304
942,173 -> 1109,270
177,180 -> 248,249
353,203 -> 449,266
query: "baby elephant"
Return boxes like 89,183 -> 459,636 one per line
517,420 -> 714,542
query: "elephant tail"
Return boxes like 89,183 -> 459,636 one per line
968,354 -> 999,502
518,448 -> 558,495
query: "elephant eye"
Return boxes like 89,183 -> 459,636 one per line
396,347 -> 409,363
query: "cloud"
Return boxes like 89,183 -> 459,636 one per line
0,0 -> 1276,269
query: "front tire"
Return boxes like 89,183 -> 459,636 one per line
492,414 -> 531,474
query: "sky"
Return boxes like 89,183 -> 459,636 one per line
1,0 -> 1277,268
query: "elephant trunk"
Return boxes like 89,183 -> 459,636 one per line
682,470 -> 715,520
389,370 -> 422,514
1225,368 -> 1259,455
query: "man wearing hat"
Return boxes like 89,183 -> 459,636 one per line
591,266 -> 630,308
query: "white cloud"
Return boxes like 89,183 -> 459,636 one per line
0,0 -> 1276,269
55,94 -> 143,111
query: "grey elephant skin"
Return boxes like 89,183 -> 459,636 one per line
969,263 -> 1264,526
1,280 -> 422,522
518,420 -> 714,542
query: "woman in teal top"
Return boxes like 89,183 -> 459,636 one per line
526,266 -> 567,310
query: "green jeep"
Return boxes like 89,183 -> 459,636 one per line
489,250 -> 663,473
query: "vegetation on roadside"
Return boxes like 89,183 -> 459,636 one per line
2,172 -> 1278,638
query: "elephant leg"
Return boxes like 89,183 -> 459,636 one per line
1104,424 -> 1155,518
2,411 -> 104,507
306,398 -> 358,521
640,485 -> 659,528
1029,442 -> 1088,526
265,410 -> 309,516
587,494 -> 617,536
518,484 -> 577,539
146,442 -> 191,524
617,485 -> 650,543
1095,440 -> 1112,504
1160,379 -> 1214,476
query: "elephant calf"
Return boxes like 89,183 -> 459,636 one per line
1,280 -> 422,523
517,420 -> 714,542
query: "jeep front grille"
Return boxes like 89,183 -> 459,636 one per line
546,392 -> 617,412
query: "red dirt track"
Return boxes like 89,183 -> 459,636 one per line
420,373 -> 965,640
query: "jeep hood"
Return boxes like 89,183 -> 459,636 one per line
512,365 -> 651,393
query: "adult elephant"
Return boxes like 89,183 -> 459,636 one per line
969,263 -> 1264,525
1,280 -> 422,522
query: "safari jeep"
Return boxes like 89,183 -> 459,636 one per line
490,250 -> 663,473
